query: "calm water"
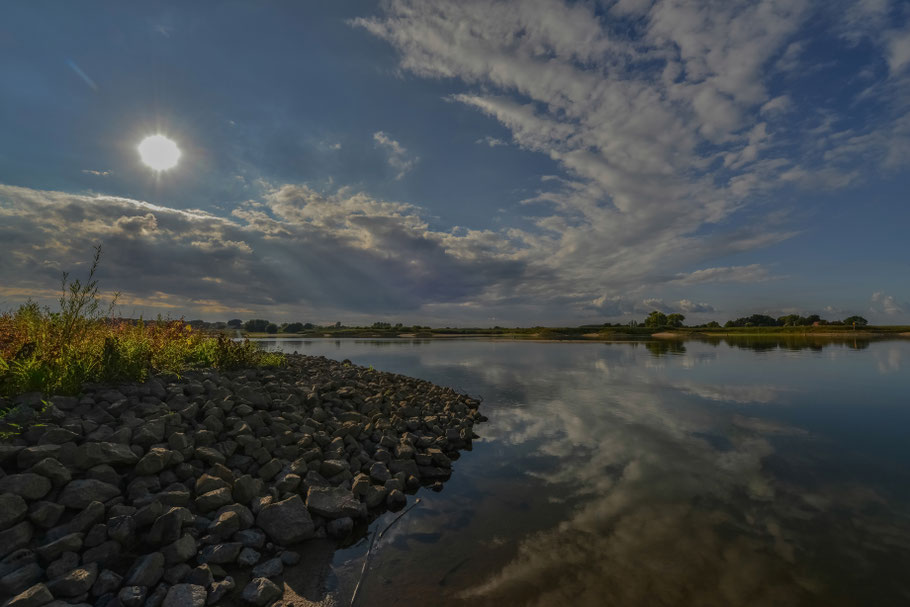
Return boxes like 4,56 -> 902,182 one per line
256,337 -> 910,606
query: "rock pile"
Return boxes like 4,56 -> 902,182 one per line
0,354 -> 484,606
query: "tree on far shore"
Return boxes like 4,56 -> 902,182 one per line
666,313 -> 685,328
843,315 -> 868,326
265,323 -> 279,334
644,311 -> 668,327
227,319 -> 243,328
243,319 -> 270,332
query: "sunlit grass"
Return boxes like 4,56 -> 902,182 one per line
0,246 -> 283,399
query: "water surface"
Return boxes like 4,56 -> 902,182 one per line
256,337 -> 910,606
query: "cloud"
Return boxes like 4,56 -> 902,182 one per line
871,291 -> 905,316
476,136 -> 507,147
671,264 -> 772,285
642,298 -> 717,314
373,131 -> 418,179
0,183 -> 542,321
351,0 -> 909,321
586,296 -> 716,317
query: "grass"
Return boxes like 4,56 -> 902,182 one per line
0,246 -> 284,400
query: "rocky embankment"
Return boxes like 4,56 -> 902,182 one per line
0,354 -> 484,607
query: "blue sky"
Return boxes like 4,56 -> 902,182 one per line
1,0 -> 908,325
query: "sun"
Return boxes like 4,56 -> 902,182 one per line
138,135 -> 181,171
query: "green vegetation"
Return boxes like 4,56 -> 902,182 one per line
0,247 -> 283,399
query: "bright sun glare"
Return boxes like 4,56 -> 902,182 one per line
138,135 -> 181,171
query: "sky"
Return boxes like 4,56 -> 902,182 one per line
1,0 -> 909,326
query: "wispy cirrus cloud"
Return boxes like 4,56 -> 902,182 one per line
373,131 -> 418,180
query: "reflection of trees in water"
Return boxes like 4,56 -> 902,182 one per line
645,340 -> 687,357
695,336 -> 871,352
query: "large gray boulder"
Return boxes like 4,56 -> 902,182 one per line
0,474 -> 51,500
71,442 -> 139,469
305,486 -> 363,519
255,495 -> 314,544
58,480 -> 120,509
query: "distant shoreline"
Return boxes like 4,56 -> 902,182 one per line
240,328 -> 910,341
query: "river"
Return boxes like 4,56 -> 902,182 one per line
254,337 -> 910,607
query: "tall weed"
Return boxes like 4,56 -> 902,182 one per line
0,247 -> 283,398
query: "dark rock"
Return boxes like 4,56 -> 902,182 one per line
257,459 -> 282,481
207,577 -> 234,605
194,474 -> 229,496
0,562 -> 43,597
84,523 -> 108,548
326,517 -> 353,538
27,501 -> 63,529
195,488 -> 233,513
36,532 -> 82,561
3,582 -> 53,607
386,489 -> 406,510
0,494 -> 27,530
193,447 -> 225,466
71,442 -> 138,469
163,583 -> 207,607
147,507 -> 193,546
251,557 -> 283,579
17,445 -> 62,469
91,569 -> 122,597
81,540 -> 121,567
279,550 -> 300,566
241,577 -> 282,606
305,486 -> 362,519
86,465 -> 121,486
0,474 -> 51,501
232,475 -> 263,505
161,534 -> 197,566
135,449 -> 173,476
118,585 -> 147,607
163,563 -> 191,585
146,582 -> 170,607
0,522 -> 33,559
255,495 -> 314,544
124,552 -> 165,587
368,462 -> 390,484
199,542 -> 242,565
46,501 -> 105,542
46,552 -> 79,579
28,458 -> 71,487
0,549 -> 37,580
58,480 -> 120,509
207,511 -> 240,539
237,547 -> 260,567
106,515 -> 136,544
319,459 -> 348,477
47,562 -> 98,597
184,565 -> 213,588
234,528 -> 266,550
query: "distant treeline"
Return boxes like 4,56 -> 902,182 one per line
161,312 -> 877,335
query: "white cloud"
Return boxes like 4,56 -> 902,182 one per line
476,136 -> 507,147
373,131 -> 418,179
671,264 -> 772,285
351,0 -> 910,321
885,25 -> 910,75
871,291 -> 905,316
